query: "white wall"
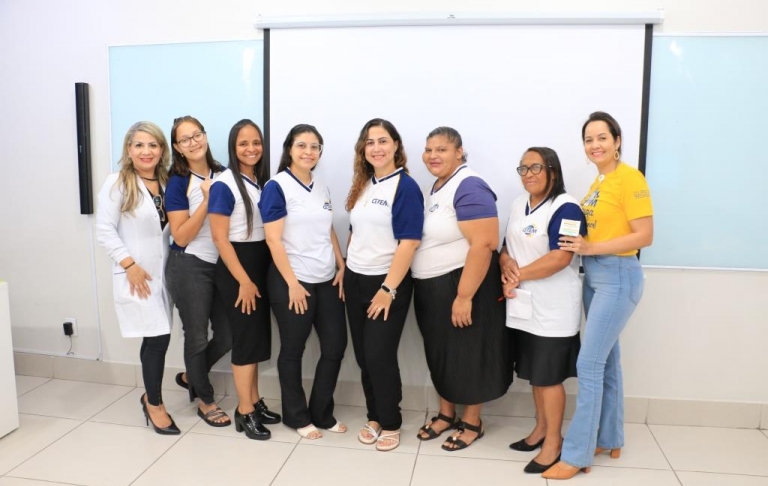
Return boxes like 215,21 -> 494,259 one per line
1,0 -> 767,402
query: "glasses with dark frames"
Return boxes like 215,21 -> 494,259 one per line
516,164 -> 550,176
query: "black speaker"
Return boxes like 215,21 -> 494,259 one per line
75,82 -> 93,214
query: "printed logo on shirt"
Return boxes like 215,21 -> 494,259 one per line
323,200 -> 332,211
371,198 -> 389,207
582,189 -> 599,208
634,189 -> 650,199
429,203 -> 439,212
522,224 -> 538,237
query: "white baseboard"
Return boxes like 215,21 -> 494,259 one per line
13,352 -> 767,429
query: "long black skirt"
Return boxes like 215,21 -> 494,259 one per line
413,251 -> 513,405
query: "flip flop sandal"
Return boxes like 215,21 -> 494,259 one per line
376,430 -> 401,452
197,406 -> 231,427
417,412 -> 457,441
358,423 -> 381,444
441,420 -> 485,451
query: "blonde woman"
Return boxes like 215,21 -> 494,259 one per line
96,121 -> 178,435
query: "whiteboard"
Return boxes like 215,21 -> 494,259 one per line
642,36 -> 768,270
268,25 -> 647,248
109,40 -> 264,171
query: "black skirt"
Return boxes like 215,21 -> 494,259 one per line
513,329 -> 579,387
413,251 -> 513,405
214,240 -> 272,365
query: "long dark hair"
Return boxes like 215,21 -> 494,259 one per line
345,118 -> 408,211
521,147 -> 566,205
277,124 -> 324,174
581,111 -> 623,156
227,119 -> 266,239
169,115 -> 222,176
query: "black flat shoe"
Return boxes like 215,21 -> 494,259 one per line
254,398 -> 281,425
523,454 -> 561,474
234,406 -> 271,440
140,394 -> 180,435
175,372 -> 197,402
509,437 -> 545,451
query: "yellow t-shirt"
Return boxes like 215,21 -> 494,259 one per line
581,163 -> 653,256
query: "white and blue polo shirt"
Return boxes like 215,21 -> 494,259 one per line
504,193 -> 587,337
259,168 -> 335,284
208,169 -> 265,242
165,169 -> 221,264
411,165 -> 498,280
346,168 -> 424,275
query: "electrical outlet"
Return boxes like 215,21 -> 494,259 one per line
63,317 -> 78,337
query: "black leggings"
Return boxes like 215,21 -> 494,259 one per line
140,333 -> 171,406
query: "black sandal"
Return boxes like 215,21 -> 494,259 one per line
197,406 -> 231,427
175,372 -> 198,402
441,419 -> 485,451
417,412 -> 456,441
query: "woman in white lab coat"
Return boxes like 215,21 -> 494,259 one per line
96,121 -> 178,435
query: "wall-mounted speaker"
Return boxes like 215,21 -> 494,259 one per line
75,82 -> 93,214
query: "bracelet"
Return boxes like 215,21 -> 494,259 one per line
380,283 -> 397,300
124,261 -> 136,270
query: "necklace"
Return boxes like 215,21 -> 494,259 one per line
141,176 -> 158,182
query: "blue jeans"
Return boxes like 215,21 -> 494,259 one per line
561,255 -> 645,468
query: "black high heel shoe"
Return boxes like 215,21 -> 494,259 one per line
254,398 -> 281,425
175,372 -> 197,402
235,406 -> 271,440
140,394 -> 180,435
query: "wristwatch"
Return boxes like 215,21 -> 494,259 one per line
380,283 -> 397,300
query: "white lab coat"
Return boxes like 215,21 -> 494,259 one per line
95,173 -> 172,338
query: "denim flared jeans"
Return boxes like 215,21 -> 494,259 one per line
561,255 -> 645,468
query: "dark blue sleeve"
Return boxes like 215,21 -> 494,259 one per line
391,175 -> 424,240
258,181 -> 287,223
547,202 -> 588,250
208,182 -> 235,216
454,176 -> 498,221
165,175 -> 190,212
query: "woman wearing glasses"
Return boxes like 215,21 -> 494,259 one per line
260,124 -> 348,440
543,112 -> 653,480
209,119 -> 281,441
412,127 -> 512,451
343,118 -> 424,452
165,116 -> 232,427
500,148 -> 585,474
96,121 -> 178,435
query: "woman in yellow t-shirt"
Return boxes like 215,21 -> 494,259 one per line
543,111 -> 653,480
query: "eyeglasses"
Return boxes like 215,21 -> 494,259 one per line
516,164 -> 549,176
152,194 -> 166,223
293,141 -> 322,153
177,131 -> 206,148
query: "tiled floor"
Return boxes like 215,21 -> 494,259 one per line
4,375 -> 768,486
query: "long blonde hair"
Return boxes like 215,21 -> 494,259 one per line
345,118 -> 408,211
116,121 -> 170,214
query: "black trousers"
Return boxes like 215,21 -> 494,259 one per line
165,250 -> 231,404
267,264 -> 347,429
140,333 -> 171,406
343,269 -> 413,430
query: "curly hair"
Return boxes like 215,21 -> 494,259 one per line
345,118 -> 408,211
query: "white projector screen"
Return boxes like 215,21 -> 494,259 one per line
269,24 -> 647,252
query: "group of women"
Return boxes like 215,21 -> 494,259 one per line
95,111 -> 653,479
